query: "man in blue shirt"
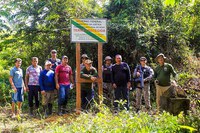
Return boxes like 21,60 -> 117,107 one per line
9,58 -> 26,118
39,60 -> 55,117
112,54 -> 131,112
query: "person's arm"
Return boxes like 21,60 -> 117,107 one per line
69,68 -> 74,84
9,76 -> 17,93
55,66 -> 60,89
81,69 -> 91,79
126,63 -> 131,89
170,64 -> 177,79
39,71 -> 45,92
25,68 -> 29,91
111,65 -> 117,88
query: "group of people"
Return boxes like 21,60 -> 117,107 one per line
9,49 -> 177,118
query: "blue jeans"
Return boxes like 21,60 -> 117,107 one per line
12,87 -> 24,103
58,84 -> 70,106
114,85 -> 129,110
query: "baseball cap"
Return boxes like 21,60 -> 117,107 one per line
104,56 -> 112,61
140,57 -> 147,61
81,54 -> 89,59
45,60 -> 52,65
51,49 -> 57,53
62,55 -> 68,59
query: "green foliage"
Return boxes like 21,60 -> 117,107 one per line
178,72 -> 197,86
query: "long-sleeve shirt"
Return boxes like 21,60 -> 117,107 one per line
39,69 -> 55,91
133,65 -> 154,82
154,63 -> 177,86
111,62 -> 131,86
81,67 -> 98,90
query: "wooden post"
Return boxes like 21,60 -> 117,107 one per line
76,43 -> 81,113
98,43 -> 103,103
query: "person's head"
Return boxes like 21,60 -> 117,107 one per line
115,54 -> 122,64
156,53 -> 166,65
84,59 -> 93,70
31,57 -> 38,67
104,56 -> 112,65
15,58 -> 22,68
81,54 -> 89,64
62,55 -> 68,65
51,49 -> 57,59
139,57 -> 147,66
44,60 -> 52,70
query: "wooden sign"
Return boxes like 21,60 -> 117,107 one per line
71,19 -> 107,43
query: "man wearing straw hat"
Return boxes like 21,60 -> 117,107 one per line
154,53 -> 177,111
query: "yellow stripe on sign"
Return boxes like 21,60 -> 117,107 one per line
74,19 -> 106,41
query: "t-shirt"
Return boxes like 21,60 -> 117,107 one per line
39,69 -> 55,91
154,63 -> 177,86
48,58 -> 61,71
55,64 -> 72,85
26,65 -> 42,86
112,62 -> 131,86
10,67 -> 23,88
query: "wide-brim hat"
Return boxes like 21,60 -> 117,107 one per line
85,59 -> 93,64
156,53 -> 167,61
104,56 -> 112,61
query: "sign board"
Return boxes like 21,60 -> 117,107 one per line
71,19 -> 107,43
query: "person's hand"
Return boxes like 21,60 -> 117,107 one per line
127,82 -> 131,89
23,87 -> 27,92
113,83 -> 117,89
41,90 -> 45,95
13,87 -> 17,93
56,83 -> 60,90
26,86 -> 29,92
171,80 -> 178,87
91,76 -> 97,82
136,72 -> 140,77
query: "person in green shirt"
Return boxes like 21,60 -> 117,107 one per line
81,59 -> 98,110
154,53 -> 177,110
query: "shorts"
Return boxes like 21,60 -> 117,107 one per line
12,87 -> 24,103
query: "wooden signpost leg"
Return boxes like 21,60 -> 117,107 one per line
98,43 -> 103,103
76,43 -> 81,114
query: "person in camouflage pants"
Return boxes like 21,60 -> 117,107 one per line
102,56 -> 114,106
133,57 -> 154,112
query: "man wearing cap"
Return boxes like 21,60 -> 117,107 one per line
112,54 -> 131,111
133,57 -> 154,112
25,57 -> 42,116
80,54 -> 89,70
102,56 -> 114,106
154,53 -> 177,110
48,50 -> 61,71
55,55 -> 74,115
39,60 -> 55,117
80,59 -> 98,110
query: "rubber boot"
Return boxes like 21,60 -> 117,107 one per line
57,105 -> 62,116
29,107 -> 34,117
48,103 -> 53,115
43,105 -> 48,118
62,105 -> 67,114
